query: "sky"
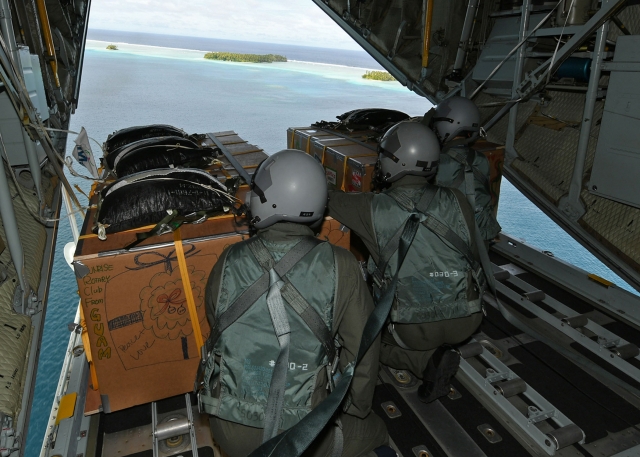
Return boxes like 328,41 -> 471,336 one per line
88,0 -> 362,50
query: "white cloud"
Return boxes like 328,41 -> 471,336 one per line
88,0 -> 362,50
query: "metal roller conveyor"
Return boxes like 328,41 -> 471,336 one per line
151,393 -> 199,457
456,339 -> 585,455
491,264 -> 640,383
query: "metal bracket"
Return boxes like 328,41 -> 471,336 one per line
151,394 -> 198,457
458,338 -> 585,454
516,0 -> 626,99
388,20 -> 407,60
491,263 -> 640,383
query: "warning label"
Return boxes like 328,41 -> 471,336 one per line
325,167 -> 337,185
351,170 -> 362,189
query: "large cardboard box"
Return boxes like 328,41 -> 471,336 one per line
75,129 -> 349,413
345,155 -> 378,193
323,144 -> 378,191
74,214 -> 349,413
287,127 -> 337,153
74,231 -> 244,413
309,137 -> 357,164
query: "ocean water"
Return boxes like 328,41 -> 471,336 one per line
25,32 -> 637,455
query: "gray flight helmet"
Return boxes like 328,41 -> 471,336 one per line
248,149 -> 327,229
378,120 -> 441,183
431,96 -> 481,144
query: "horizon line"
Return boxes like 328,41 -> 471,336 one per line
87,28 -> 369,53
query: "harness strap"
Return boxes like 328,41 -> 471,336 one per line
248,239 -> 336,362
331,418 -> 343,457
249,215 -> 421,457
263,268 -> 290,442
280,283 -> 336,362
195,236 -> 321,392
373,186 -> 438,288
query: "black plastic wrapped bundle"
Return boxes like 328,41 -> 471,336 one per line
109,137 -> 220,177
105,136 -> 199,170
94,169 -> 235,235
336,108 -> 410,128
103,124 -> 189,156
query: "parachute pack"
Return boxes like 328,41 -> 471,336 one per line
94,168 -> 237,237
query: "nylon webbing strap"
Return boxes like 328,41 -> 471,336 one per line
206,132 -> 252,184
376,186 -> 439,283
249,215 -> 420,457
79,305 -> 99,391
263,268 -> 290,442
421,215 -> 480,272
249,239 -> 336,362
196,237 -> 321,390
280,283 -> 336,362
331,418 -> 343,457
174,228 -> 204,352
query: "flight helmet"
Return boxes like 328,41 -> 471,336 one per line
431,96 -> 481,144
248,149 -> 327,229
377,120 -> 441,183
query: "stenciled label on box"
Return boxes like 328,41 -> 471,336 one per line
351,170 -> 362,189
325,167 -> 337,185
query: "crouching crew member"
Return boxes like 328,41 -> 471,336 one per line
197,149 -> 389,457
327,122 -> 487,403
430,96 -> 501,244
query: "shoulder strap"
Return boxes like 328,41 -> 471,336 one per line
415,188 -> 483,281
374,187 -> 438,287
249,215 -> 421,457
195,236 -> 321,391
248,239 -> 336,362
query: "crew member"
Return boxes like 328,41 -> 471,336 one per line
198,149 -> 390,456
327,122 -> 486,403
431,96 -> 501,244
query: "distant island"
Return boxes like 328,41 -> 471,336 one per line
106,44 -> 118,50
362,70 -> 395,81
204,52 -> 287,63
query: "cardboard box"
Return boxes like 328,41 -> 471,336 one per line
309,137 -> 357,164
74,231 -> 244,413
75,130 -> 350,413
75,205 -> 348,413
323,144 -> 378,191
287,127 -> 337,153
346,155 -> 378,193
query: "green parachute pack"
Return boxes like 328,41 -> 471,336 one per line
368,184 -> 486,324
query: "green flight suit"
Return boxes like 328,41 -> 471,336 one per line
204,222 -> 387,457
328,176 -> 483,377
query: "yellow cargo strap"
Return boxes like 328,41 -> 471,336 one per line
173,228 -> 204,352
79,305 -> 99,390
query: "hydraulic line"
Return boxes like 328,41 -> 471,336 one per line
35,0 -> 59,87
422,0 -> 434,68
